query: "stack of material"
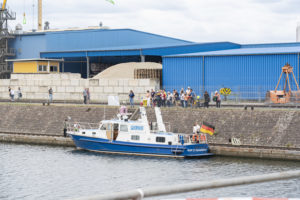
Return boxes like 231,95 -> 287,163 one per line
134,68 -> 162,79
92,62 -> 162,79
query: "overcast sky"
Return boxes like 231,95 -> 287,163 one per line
6,0 -> 300,44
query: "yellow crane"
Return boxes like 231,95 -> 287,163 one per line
2,0 -> 7,10
38,0 -> 42,30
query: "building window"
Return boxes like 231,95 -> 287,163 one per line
50,66 -> 58,72
120,125 -> 128,132
38,65 -> 47,72
156,137 -> 165,143
131,135 -> 140,140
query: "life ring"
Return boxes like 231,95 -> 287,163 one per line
200,134 -> 206,142
192,134 -> 199,143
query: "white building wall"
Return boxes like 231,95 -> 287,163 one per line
0,73 -> 160,103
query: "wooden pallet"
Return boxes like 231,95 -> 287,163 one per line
134,69 -> 162,79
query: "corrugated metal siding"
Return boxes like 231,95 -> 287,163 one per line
204,54 -> 299,99
163,57 -> 203,95
163,54 -> 299,99
10,34 -> 46,59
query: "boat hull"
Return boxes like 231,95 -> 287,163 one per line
70,134 -> 213,158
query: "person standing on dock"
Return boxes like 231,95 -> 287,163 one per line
87,88 -> 90,104
204,91 -> 210,108
83,88 -> 87,104
48,87 -> 53,103
18,87 -> 22,100
214,91 -> 221,108
8,86 -> 12,100
129,90 -> 135,108
10,88 -> 15,102
63,119 -> 68,137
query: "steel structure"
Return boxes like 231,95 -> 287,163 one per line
0,0 -> 15,78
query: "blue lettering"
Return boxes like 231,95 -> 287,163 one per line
130,126 -> 144,131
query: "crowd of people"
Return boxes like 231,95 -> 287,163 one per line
6,85 -> 221,108
128,86 -> 222,108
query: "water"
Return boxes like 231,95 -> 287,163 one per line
1,143 -> 300,200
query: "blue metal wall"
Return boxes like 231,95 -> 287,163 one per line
163,54 -> 300,99
9,33 -> 46,59
163,57 -> 203,94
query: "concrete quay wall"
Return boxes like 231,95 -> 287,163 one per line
148,108 -> 300,149
0,104 -> 300,160
0,73 -> 160,103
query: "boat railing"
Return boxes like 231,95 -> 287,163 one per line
66,122 -> 100,132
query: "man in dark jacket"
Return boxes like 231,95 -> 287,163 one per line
204,91 -> 210,108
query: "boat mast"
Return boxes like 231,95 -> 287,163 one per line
139,107 -> 150,134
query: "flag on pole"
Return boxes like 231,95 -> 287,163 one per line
200,122 -> 215,135
106,0 -> 115,5
23,13 -> 26,24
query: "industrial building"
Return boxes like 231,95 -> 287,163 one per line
4,27 -> 300,100
8,28 -> 239,78
163,43 -> 300,99
1,0 -> 300,101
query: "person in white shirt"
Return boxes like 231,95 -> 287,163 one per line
10,89 -> 15,101
193,122 -> 200,134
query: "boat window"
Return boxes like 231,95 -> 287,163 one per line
131,135 -> 140,140
113,123 -> 119,130
120,125 -> 128,132
156,137 -> 165,143
100,124 -> 111,131
100,124 -> 106,130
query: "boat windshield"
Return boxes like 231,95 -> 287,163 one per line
100,123 -> 111,130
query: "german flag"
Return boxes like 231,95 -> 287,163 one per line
200,122 -> 215,135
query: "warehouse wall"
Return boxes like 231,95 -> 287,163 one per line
163,54 -> 300,99
10,34 -> 46,59
163,56 -> 204,94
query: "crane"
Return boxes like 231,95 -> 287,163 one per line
2,0 -> 7,10
268,63 -> 300,103
38,0 -> 42,30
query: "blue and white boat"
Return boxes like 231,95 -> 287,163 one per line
67,107 -> 213,158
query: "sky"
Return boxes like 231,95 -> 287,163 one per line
5,0 -> 300,44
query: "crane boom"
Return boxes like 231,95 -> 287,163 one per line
38,0 -> 42,30
2,0 -> 7,10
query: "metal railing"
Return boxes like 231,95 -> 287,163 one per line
68,170 -> 300,200
67,122 -> 100,132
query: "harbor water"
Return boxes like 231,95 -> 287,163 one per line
1,143 -> 300,200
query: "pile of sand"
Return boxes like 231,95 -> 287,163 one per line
92,62 -> 162,79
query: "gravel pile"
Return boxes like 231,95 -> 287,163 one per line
92,62 -> 162,79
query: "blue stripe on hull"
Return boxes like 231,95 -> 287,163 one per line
70,135 -> 212,158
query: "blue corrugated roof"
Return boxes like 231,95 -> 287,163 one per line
241,42 -> 300,48
40,42 -> 240,58
166,46 -> 300,57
